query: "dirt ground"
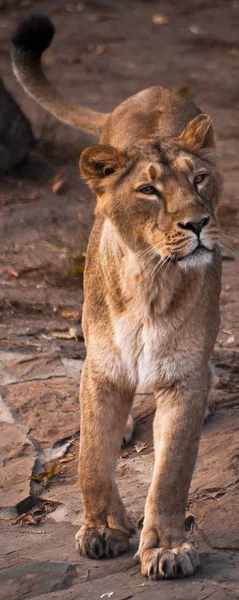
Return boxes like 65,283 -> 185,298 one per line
0,0 -> 239,598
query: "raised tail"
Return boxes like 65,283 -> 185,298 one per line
11,14 -> 109,137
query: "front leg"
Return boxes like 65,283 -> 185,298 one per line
75,360 -> 135,559
138,377 -> 208,579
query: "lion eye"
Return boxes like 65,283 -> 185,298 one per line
194,174 -> 206,186
138,185 -> 157,195
103,166 -> 115,176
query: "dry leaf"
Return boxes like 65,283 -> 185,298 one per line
61,309 -> 80,320
31,462 -> 58,488
223,284 -> 231,291
189,25 -> 203,35
70,264 -> 85,275
70,257 -> 85,276
120,452 -> 129,459
59,455 -> 74,463
86,44 -> 109,55
1,477 -> 29,488
134,441 -> 148,453
47,462 -> 58,480
152,13 -> 169,25
96,44 -> 110,55
226,335 -> 235,344
48,327 -> 81,340
51,173 -> 66,195
7,267 -> 19,277
11,500 -> 59,527
38,497 -> 60,506
13,513 -> 41,526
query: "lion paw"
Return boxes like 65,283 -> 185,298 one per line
75,526 -> 130,559
140,542 -> 200,580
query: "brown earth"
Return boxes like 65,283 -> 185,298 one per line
0,1 -> 239,599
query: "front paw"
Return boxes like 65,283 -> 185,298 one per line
75,526 -> 130,559
140,542 -> 200,580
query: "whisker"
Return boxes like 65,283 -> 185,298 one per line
219,231 -> 238,247
209,228 -> 219,234
163,254 -> 174,278
218,227 -> 239,238
147,257 -> 165,283
141,246 -> 168,274
139,242 -> 168,266
135,240 -> 166,258
154,256 -> 170,278
141,253 -> 158,272
218,243 -> 237,259
146,255 -> 169,286
134,247 -> 155,259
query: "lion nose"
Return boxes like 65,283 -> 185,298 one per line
178,216 -> 209,236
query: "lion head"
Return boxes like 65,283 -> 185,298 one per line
80,115 -> 221,270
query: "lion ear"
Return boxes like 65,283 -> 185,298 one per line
177,114 -> 214,151
80,144 -> 126,194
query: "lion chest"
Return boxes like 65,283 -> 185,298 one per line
112,312 -> 185,391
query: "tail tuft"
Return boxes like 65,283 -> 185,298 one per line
11,14 -> 55,55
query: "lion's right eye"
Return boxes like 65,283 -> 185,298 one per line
137,185 -> 157,195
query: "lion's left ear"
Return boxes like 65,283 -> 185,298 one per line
177,114 -> 214,151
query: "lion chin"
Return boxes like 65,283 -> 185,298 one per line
177,246 -> 215,270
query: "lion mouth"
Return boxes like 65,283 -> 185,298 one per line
173,242 -> 213,263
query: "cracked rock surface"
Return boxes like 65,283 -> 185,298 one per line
0,0 -> 238,598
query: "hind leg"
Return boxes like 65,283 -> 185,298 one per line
204,362 -> 217,420
122,413 -> 134,446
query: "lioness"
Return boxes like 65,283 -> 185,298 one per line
11,15 -> 221,579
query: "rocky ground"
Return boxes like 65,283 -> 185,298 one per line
0,0 -> 238,598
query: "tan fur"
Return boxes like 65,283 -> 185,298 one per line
12,16 -> 222,579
